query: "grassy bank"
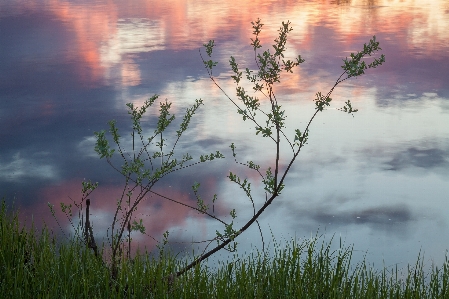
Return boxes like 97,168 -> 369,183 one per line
1,202 -> 448,298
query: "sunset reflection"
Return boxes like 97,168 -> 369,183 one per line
3,0 -> 446,89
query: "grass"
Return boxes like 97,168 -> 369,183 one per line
1,201 -> 448,298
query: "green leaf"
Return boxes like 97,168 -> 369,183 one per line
94,130 -> 114,159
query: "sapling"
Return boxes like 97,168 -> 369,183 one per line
173,18 -> 384,278
55,18 -> 385,282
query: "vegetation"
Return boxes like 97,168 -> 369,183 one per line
6,18 -> 447,298
2,202 -> 449,298
49,18 -> 386,282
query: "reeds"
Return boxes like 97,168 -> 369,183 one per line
1,201 -> 448,298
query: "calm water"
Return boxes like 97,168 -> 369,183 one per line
1,0 -> 448,269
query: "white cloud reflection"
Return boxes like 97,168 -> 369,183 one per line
100,18 -> 166,86
0,152 -> 57,182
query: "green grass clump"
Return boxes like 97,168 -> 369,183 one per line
1,201 -> 448,298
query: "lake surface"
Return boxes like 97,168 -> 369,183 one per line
1,0 -> 448,270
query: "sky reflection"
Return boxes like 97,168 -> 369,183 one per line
0,0 -> 448,269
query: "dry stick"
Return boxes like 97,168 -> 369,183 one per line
85,198 -> 98,257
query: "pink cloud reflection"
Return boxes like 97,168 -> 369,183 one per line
19,177 -> 231,255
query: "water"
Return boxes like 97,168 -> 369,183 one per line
1,0 -> 448,270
